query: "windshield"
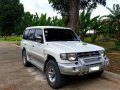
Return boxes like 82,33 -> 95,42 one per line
44,28 -> 80,42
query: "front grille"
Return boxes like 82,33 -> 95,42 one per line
84,58 -> 100,63
77,51 -> 100,58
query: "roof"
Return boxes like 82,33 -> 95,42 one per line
26,26 -> 71,30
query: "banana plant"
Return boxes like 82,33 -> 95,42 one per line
78,10 -> 100,41
101,4 -> 120,40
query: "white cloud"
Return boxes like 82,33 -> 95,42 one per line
20,0 -> 61,17
92,5 -> 110,18
92,0 -> 120,17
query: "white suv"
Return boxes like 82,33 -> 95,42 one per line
21,26 -> 109,89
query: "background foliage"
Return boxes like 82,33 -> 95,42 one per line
0,0 -> 120,50
0,0 -> 24,36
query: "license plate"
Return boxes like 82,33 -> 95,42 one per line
89,66 -> 100,72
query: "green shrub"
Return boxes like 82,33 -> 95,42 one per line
115,40 -> 120,50
0,36 -> 22,41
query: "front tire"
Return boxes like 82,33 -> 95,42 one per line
22,50 -> 30,67
45,60 -> 66,89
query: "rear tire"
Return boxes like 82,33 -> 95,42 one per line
45,60 -> 66,89
22,50 -> 30,67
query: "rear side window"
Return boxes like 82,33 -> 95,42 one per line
29,29 -> 35,40
23,29 -> 29,40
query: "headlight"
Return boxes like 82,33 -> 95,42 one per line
60,53 -> 77,61
68,53 -> 77,61
60,53 -> 67,60
100,50 -> 105,56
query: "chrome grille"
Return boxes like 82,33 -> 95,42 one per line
77,51 -> 100,58
84,58 -> 100,63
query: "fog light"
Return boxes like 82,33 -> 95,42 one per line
73,67 -> 79,72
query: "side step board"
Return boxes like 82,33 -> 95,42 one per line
29,59 -> 44,71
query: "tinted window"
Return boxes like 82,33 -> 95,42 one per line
23,29 -> 29,39
29,29 -> 35,40
44,28 -> 79,42
34,29 -> 44,43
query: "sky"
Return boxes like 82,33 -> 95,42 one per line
20,0 -> 120,18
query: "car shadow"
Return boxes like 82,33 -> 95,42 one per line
28,65 -> 100,86
63,74 -> 100,89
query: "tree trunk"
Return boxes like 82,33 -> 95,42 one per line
80,33 -> 85,41
68,0 -> 80,32
92,29 -> 97,43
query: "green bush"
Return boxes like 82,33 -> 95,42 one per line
0,36 -> 22,41
115,40 -> 120,50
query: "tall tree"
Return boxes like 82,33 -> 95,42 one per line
48,0 -> 106,32
69,0 -> 80,32
0,0 -> 24,36
15,12 -> 34,35
79,10 -> 100,41
15,12 -> 65,35
106,4 -> 120,40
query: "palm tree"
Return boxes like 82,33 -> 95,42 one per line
105,4 -> 120,40
78,10 -> 99,41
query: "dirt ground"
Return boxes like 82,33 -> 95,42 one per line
0,42 -> 120,90
106,53 -> 120,74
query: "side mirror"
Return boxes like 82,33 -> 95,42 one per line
35,36 -> 43,43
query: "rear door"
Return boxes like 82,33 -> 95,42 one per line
22,29 -> 30,51
27,29 -> 36,58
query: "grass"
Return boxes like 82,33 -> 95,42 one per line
0,36 -> 22,41
113,55 -> 120,61
85,37 -> 115,50
95,41 -> 115,51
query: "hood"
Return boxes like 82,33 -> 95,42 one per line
47,41 -> 104,53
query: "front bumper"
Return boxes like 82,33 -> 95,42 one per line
58,57 -> 109,76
